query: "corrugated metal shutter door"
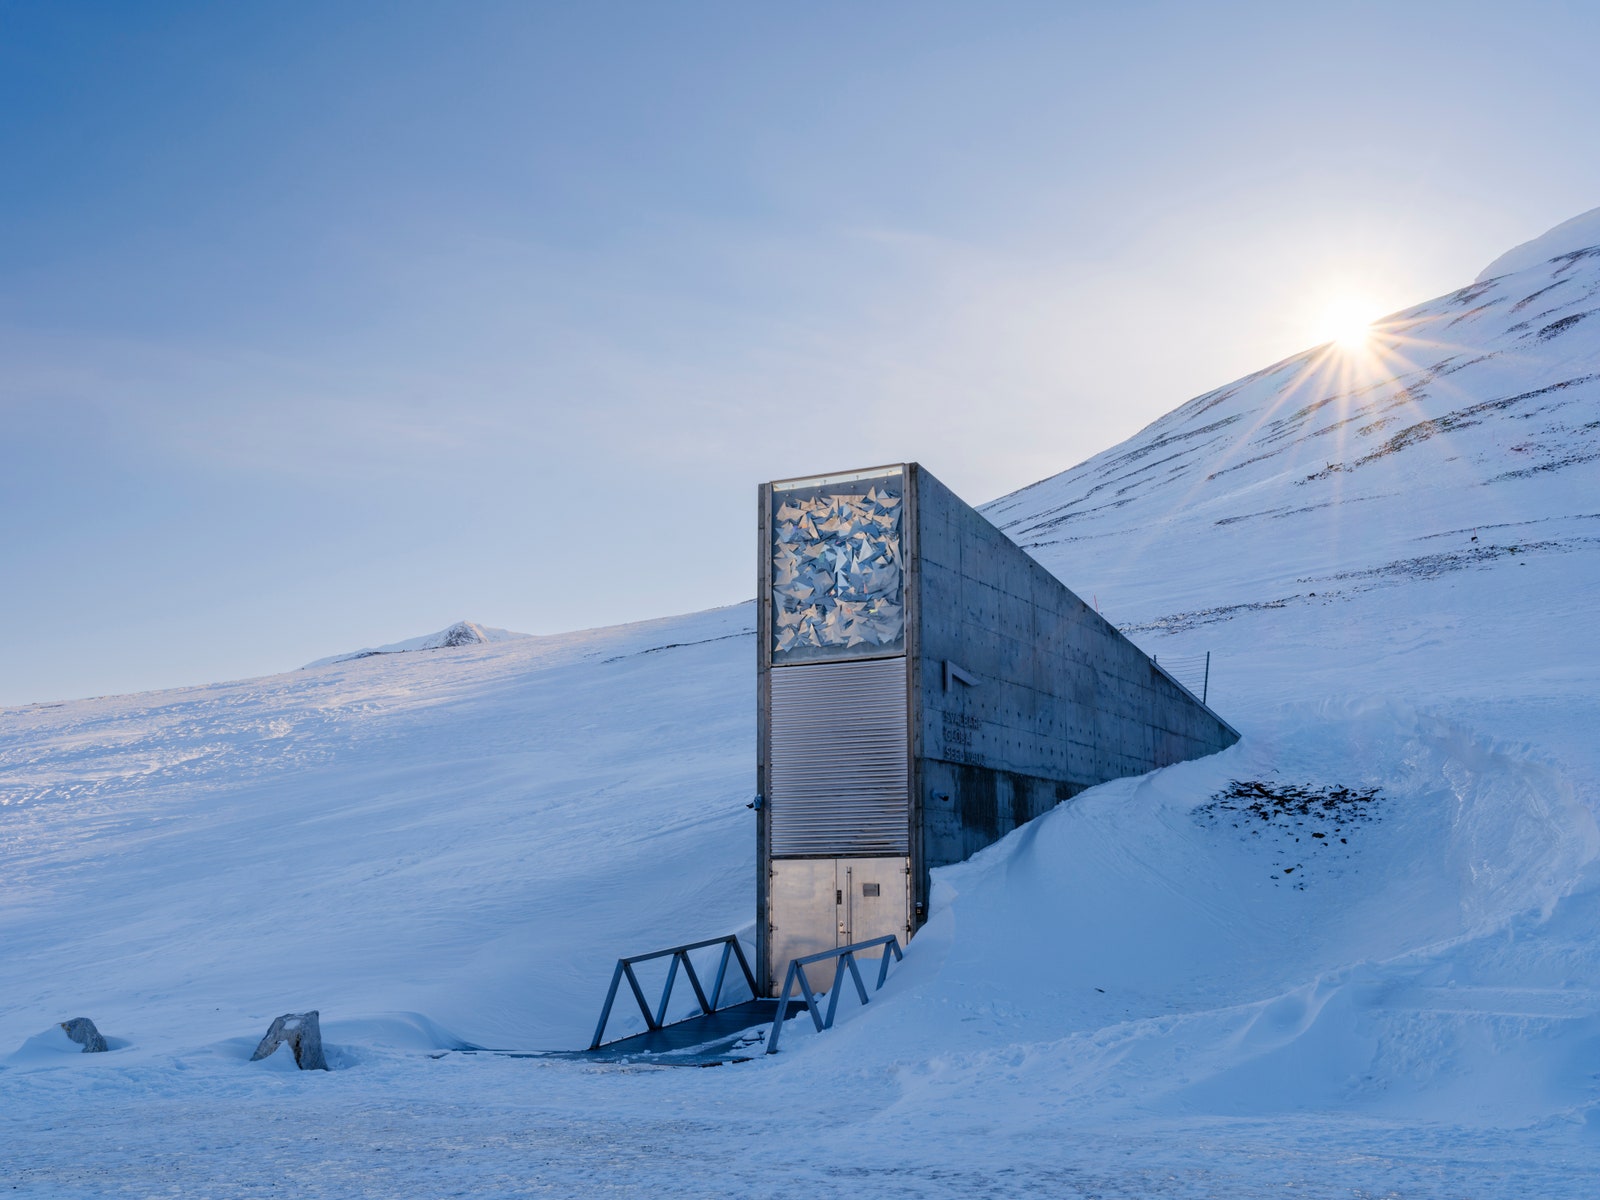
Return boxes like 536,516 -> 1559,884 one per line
769,656 -> 909,855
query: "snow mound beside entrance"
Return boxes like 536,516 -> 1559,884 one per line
806,701 -> 1600,1125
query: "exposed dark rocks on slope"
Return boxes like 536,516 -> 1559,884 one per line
1200,778 -> 1382,826
1196,779 -> 1383,891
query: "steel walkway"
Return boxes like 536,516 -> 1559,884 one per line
571,932 -> 904,1064
448,999 -> 808,1067
446,933 -> 906,1068
553,998 -> 806,1064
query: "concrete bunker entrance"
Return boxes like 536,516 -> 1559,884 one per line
755,461 -> 1241,998
582,458 -> 1241,1059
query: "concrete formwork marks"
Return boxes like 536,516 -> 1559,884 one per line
909,465 -> 1237,885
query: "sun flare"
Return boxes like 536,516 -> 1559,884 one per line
1316,295 -> 1381,352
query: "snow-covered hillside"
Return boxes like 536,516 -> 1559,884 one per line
1,605 -> 757,1054
304,620 -> 529,667
988,205 -> 1600,644
4,212 -> 1600,1196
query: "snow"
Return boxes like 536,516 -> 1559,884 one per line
4,216 -> 1600,1195
1477,205 -> 1600,281
5,1024 -> 88,1064
303,619 -> 529,667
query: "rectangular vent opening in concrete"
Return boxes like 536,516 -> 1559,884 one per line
769,656 -> 909,855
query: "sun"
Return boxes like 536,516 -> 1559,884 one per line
1315,294 -> 1381,352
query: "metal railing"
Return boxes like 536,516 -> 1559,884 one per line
589,934 -> 758,1050
1152,651 -> 1211,705
766,934 -> 904,1054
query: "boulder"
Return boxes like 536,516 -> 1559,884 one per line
59,1017 -> 108,1053
250,1010 -> 327,1071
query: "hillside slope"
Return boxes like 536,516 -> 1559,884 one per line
983,210 -> 1600,777
1,605 -> 757,1052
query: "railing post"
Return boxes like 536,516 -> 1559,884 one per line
707,940 -> 733,1012
678,950 -> 711,1016
728,937 -> 758,997
823,955 -> 847,1029
795,963 -> 825,1032
589,960 -> 628,1050
767,961 -> 800,1054
653,952 -> 682,1028
876,938 -> 903,989
843,949 -> 870,1006
623,961 -> 658,1031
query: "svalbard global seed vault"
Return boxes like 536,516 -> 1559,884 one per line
755,462 -> 1240,994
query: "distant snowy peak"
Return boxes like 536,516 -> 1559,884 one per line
982,204 -> 1600,630
1477,205 -> 1600,281
304,621 -> 529,668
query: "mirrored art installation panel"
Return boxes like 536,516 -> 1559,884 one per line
770,470 -> 904,663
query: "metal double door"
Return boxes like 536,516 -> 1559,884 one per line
768,855 -> 909,992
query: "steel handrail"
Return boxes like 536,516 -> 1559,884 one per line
766,933 -> 903,1054
589,934 -> 758,1050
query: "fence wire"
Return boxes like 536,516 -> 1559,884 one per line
1152,652 -> 1211,704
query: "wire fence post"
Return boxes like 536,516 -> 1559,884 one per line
1151,651 -> 1214,706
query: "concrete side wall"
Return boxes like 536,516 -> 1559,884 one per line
909,464 -> 1239,902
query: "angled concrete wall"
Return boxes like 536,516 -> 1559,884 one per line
906,464 -> 1238,915
755,461 -> 1240,983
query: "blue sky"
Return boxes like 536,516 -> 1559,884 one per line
4,1 -> 1599,705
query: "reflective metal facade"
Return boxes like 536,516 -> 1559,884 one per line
768,657 -> 909,856
769,469 -> 905,663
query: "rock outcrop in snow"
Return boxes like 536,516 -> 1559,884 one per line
250,1010 -> 327,1071
58,1017 -> 107,1053
304,620 -> 529,668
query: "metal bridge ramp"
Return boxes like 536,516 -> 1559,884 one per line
574,935 -> 779,1065
573,933 -> 904,1066
564,999 -> 804,1065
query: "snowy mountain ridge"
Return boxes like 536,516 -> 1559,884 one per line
1477,202 -> 1600,281
983,207 -> 1600,646
303,620 -> 529,667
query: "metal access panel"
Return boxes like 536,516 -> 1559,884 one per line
836,856 -> 912,952
768,856 -> 910,992
769,656 -> 910,856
